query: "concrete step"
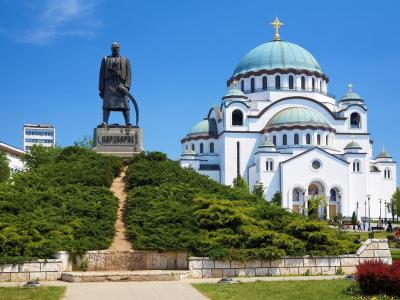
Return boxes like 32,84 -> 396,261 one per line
61,270 -> 190,283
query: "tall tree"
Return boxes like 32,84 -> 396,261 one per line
391,188 -> 400,222
0,152 -> 10,182
252,181 -> 265,200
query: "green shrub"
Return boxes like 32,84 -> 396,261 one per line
124,152 -> 358,260
0,152 -> 10,182
0,146 -> 121,263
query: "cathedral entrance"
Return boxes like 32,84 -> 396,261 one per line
329,188 -> 341,218
307,182 -> 324,218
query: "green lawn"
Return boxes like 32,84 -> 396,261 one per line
392,248 -> 400,261
0,287 -> 65,300
193,280 -> 355,300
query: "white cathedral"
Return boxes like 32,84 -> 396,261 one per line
179,18 -> 396,220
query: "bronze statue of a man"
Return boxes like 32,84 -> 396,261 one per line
99,42 -> 132,127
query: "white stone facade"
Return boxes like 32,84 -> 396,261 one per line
0,142 -> 25,173
180,33 -> 396,220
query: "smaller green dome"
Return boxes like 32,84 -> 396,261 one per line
340,84 -> 363,102
258,139 -> 275,148
266,107 -> 331,130
223,87 -> 247,100
182,149 -> 196,155
188,119 -> 217,135
376,150 -> 392,159
344,141 -> 361,150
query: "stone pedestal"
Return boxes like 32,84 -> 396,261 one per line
93,127 -> 143,158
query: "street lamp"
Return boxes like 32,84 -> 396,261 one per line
384,200 -> 387,222
364,200 -> 367,231
367,194 -> 371,232
379,199 -> 382,222
356,201 -> 359,221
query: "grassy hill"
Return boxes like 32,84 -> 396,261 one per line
124,152 -> 358,260
0,146 -> 121,263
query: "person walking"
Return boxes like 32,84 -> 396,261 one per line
387,220 -> 393,234
357,220 -> 362,231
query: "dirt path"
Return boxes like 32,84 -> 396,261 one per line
108,166 -> 132,252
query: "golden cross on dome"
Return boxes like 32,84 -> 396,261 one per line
271,17 -> 284,41
348,83 -> 353,93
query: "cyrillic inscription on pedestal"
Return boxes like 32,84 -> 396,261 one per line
93,127 -> 143,158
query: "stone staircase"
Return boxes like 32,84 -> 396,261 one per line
61,270 -> 190,283
60,167 -> 189,282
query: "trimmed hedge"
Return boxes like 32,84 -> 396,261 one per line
124,152 -> 357,260
0,146 -> 121,263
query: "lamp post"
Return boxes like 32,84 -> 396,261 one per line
338,194 -> 341,218
364,200 -> 367,231
367,194 -> 371,232
384,200 -> 387,223
379,199 -> 382,222
356,201 -> 359,221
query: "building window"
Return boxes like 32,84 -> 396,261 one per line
191,144 -> 195,151
312,159 -> 322,170
273,135 -> 277,146
350,112 -> 361,128
240,80 -> 244,92
250,78 -> 255,93
232,109 -> 243,126
326,135 -> 329,146
262,76 -> 268,90
320,80 -> 322,92
209,142 -> 214,153
200,143 -> 204,153
275,75 -> 281,90
301,76 -> 306,90
283,134 -> 287,145
289,75 -> 294,90
353,160 -> 361,172
293,188 -> 301,202
294,133 -> 299,145
306,133 -> 311,145
384,168 -> 391,179
330,188 -> 337,202
185,145 -> 188,150
312,78 -> 315,91
266,159 -> 274,171
317,134 -> 321,145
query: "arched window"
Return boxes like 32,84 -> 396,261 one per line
262,76 -> 268,90
326,135 -> 329,146
266,159 -> 274,171
384,168 -> 391,179
240,80 -> 244,92
200,143 -> 204,153
353,160 -> 361,172
209,142 -> 214,153
289,75 -> 294,90
301,76 -> 306,90
275,75 -> 281,90
312,78 -> 315,91
319,80 -> 322,92
306,133 -> 311,145
185,144 -> 188,150
293,189 -> 301,202
294,133 -> 299,145
283,134 -> 287,145
232,109 -> 243,126
273,135 -> 277,146
317,134 -> 321,145
191,144 -> 195,151
330,189 -> 337,202
250,78 -> 255,93
350,112 -> 361,128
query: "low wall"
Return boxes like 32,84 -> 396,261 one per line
76,250 -> 188,271
189,239 -> 392,278
0,251 -> 70,282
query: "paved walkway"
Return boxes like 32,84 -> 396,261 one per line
62,281 -> 206,300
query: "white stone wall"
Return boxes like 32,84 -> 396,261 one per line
0,251 -> 71,282
189,239 -> 392,278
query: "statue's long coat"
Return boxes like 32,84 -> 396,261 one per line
99,55 -> 131,110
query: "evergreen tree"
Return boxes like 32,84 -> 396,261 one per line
0,152 -> 10,182
391,188 -> 400,222
252,181 -> 265,200
271,192 -> 282,206
232,175 -> 248,191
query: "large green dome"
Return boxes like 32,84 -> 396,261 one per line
188,119 -> 217,136
232,41 -> 322,78
266,107 -> 331,130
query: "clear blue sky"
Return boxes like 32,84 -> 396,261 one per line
0,0 -> 399,184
